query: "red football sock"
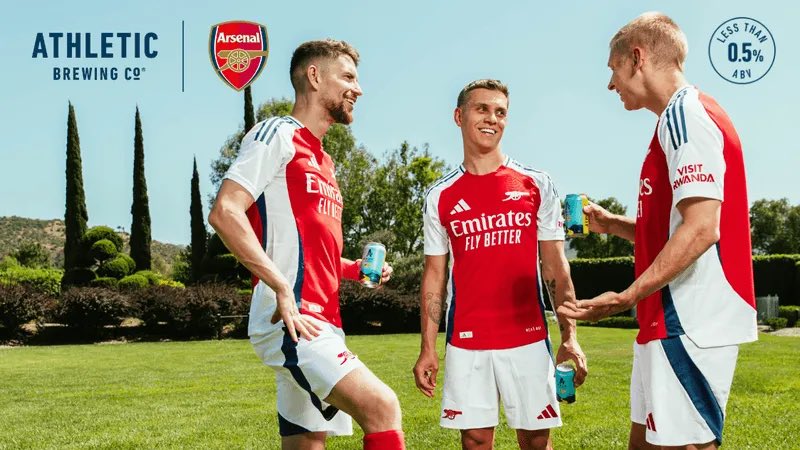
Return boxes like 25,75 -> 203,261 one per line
363,429 -> 405,450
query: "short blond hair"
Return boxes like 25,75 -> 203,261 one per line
456,79 -> 509,108
610,12 -> 688,70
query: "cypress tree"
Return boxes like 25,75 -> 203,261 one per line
63,102 -> 88,274
190,157 -> 207,281
244,86 -> 255,133
130,107 -> 152,270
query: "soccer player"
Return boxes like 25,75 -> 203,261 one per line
557,13 -> 757,450
413,79 -> 588,450
209,39 -> 405,450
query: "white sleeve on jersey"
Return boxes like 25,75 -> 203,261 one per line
660,91 -> 725,205
536,173 -> 566,241
223,123 -> 294,200
423,189 -> 449,255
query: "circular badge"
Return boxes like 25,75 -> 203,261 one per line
708,17 -> 775,84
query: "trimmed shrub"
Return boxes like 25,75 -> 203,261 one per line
61,267 -> 96,287
753,255 -> 800,306
340,280 -> 419,334
91,277 -> 119,289
0,255 -> 20,270
134,270 -> 161,286
90,239 -> 118,262
118,274 -> 149,290
764,317 -> 788,330
133,284 -> 248,338
97,255 -> 134,279
0,284 -> 52,335
82,226 -> 124,252
158,279 -> 185,289
569,257 -> 635,300
0,267 -> 63,296
779,305 -> 800,327
54,287 -> 131,333
578,316 -> 639,329
205,254 -> 239,273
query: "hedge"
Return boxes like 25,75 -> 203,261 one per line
97,255 -> 133,279
752,255 -> 800,306
53,287 -> 132,334
0,283 -> 53,334
0,266 -> 63,296
779,306 -> 800,327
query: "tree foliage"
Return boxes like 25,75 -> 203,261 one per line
750,198 -> 800,254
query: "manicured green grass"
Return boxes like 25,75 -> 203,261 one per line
1,328 -> 797,449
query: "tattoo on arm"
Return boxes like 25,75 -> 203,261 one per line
424,292 -> 443,325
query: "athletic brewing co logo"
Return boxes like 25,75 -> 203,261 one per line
209,21 -> 268,91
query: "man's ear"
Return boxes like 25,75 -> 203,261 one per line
454,107 -> 463,127
306,64 -> 322,91
631,47 -> 645,71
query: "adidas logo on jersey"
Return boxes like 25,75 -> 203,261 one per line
450,199 -> 471,215
502,191 -> 531,201
536,404 -> 559,420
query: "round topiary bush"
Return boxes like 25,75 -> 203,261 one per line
90,239 -> 118,262
82,226 -> 124,252
90,277 -> 119,289
134,270 -> 161,286
97,256 -> 133,279
118,274 -> 149,290
117,254 -> 137,274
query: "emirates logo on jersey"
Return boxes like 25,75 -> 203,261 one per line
449,210 -> 532,252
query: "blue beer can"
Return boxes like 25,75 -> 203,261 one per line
564,194 -> 589,238
358,242 -> 386,288
556,363 -> 576,403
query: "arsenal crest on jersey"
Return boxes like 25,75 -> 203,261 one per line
209,21 -> 269,91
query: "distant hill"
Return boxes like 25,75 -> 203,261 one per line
0,216 -> 185,276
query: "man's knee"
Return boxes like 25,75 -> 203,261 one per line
461,428 -> 494,450
517,429 -> 551,450
363,384 -> 401,425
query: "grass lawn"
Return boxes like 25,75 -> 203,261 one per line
1,327 -> 797,449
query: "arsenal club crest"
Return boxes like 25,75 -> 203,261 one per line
209,21 -> 269,91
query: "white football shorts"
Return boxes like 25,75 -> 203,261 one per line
440,339 -> 562,430
631,335 -> 739,446
251,315 -> 364,437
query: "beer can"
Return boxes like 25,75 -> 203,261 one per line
555,363 -> 576,403
564,194 -> 589,238
358,242 -> 386,288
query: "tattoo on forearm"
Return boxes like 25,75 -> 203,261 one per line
544,279 -> 556,301
424,292 -> 444,325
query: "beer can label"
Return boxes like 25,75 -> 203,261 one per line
555,363 -> 576,403
359,242 -> 386,288
564,194 -> 589,238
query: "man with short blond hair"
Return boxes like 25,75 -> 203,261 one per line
558,12 -> 756,450
210,39 -> 405,450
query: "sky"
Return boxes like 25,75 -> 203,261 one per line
1,1 -> 797,245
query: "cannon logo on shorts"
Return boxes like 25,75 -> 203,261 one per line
337,350 -> 357,365
442,409 -> 463,420
209,21 -> 269,91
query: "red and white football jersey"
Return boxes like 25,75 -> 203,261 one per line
635,86 -> 757,347
225,116 -> 345,334
423,157 -> 565,350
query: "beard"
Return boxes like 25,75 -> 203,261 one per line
323,97 -> 354,125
